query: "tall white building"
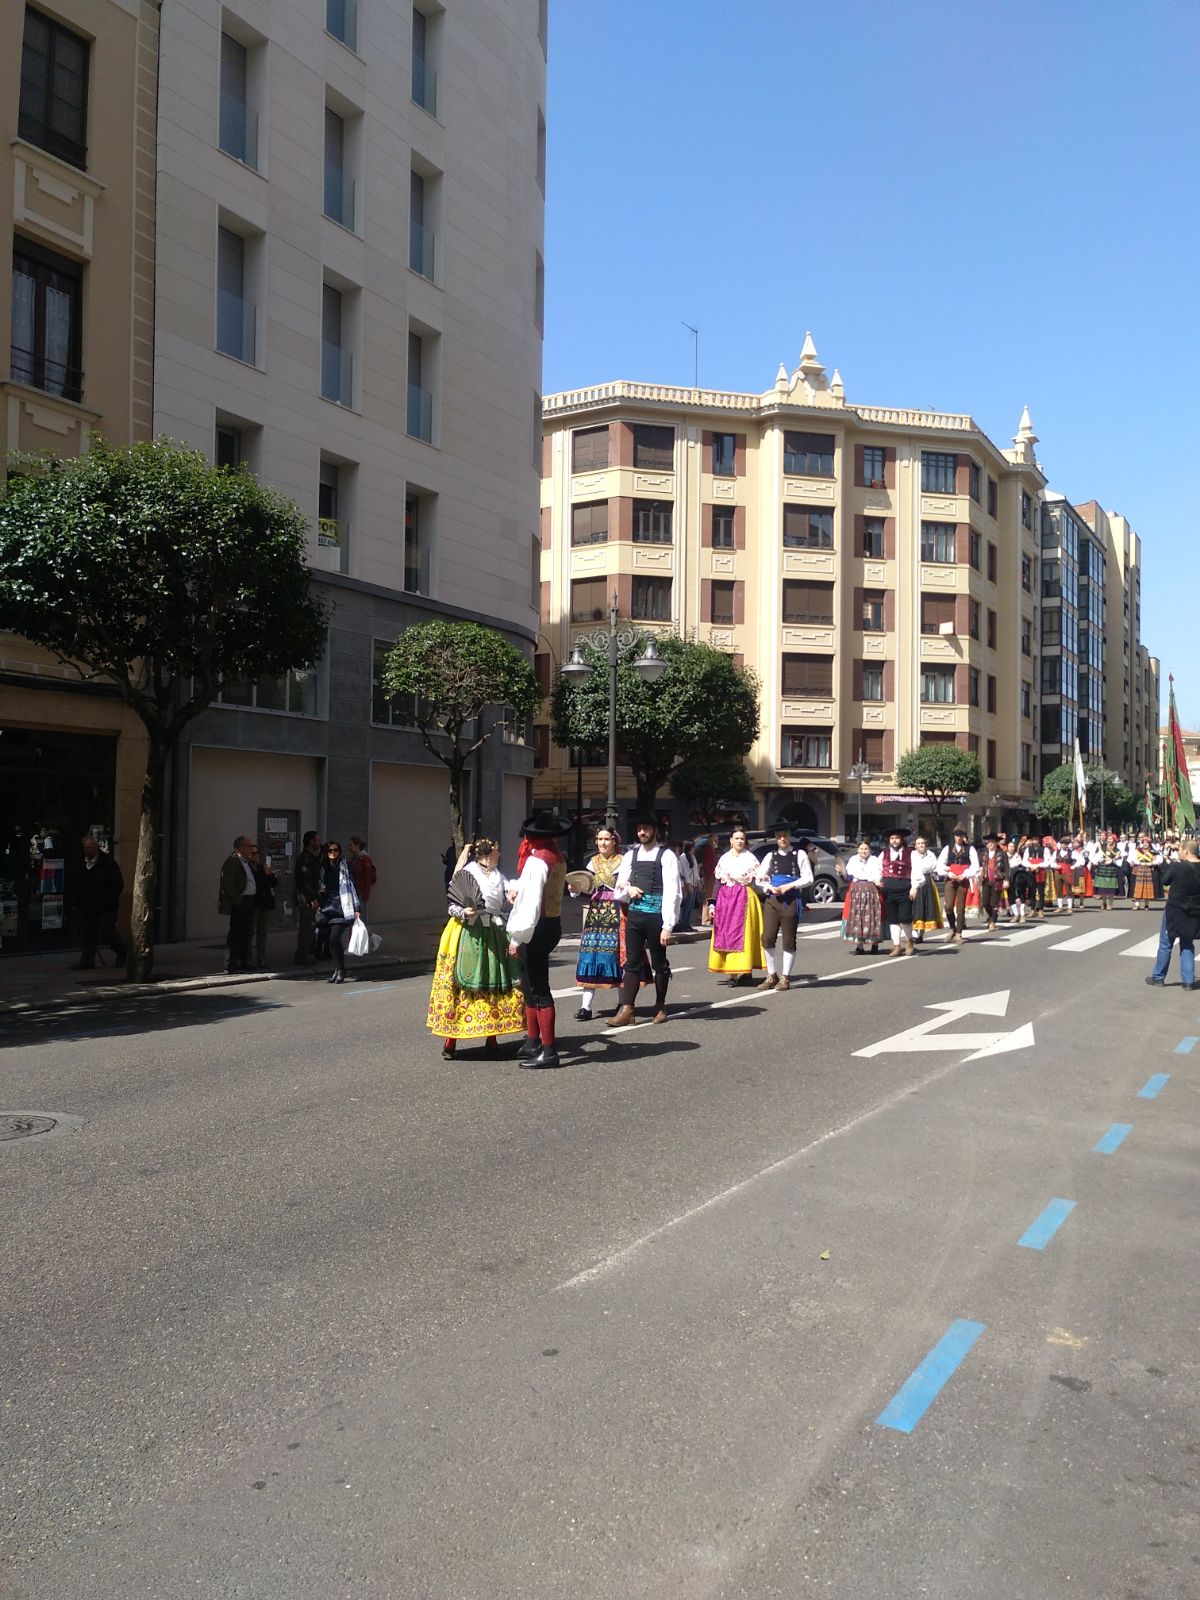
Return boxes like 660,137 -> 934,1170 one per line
152,0 -> 547,934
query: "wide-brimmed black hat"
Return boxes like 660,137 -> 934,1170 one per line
952,823 -> 970,837
885,825 -> 911,839
625,809 -> 662,829
983,831 -> 1000,843
768,818 -> 795,834
520,810 -> 572,838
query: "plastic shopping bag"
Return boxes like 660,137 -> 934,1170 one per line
348,919 -> 369,958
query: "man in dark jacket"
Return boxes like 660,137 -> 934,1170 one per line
293,830 -> 322,964
218,835 -> 257,973
73,835 -> 127,971
1146,840 -> 1200,990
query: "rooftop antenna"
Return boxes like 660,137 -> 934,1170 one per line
682,321 -> 699,388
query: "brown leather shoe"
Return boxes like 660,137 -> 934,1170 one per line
889,946 -> 902,958
905,939 -> 914,955
756,974 -> 779,991
606,1005 -> 636,1029
652,1009 -> 668,1024
776,976 -> 790,992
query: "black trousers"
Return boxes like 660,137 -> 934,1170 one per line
761,895 -> 799,953
521,916 -> 562,1008
882,880 -> 913,929
225,900 -> 255,970
1009,868 -> 1033,905
979,879 -> 1005,922
80,909 -> 125,965
621,910 -> 670,1005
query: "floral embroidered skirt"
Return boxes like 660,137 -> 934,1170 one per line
842,880 -> 883,944
426,917 -> 524,1040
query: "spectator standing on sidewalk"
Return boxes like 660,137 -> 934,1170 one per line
1146,840 -> 1200,990
348,836 -> 377,908
72,834 -> 127,971
317,840 -> 361,984
677,839 -> 700,932
247,844 -> 277,970
293,830 -> 322,963
218,836 -> 257,973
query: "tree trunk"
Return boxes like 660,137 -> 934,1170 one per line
928,795 -> 946,847
128,735 -> 168,982
448,754 -> 466,854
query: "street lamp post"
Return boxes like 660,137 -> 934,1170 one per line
560,592 -> 667,831
847,754 -> 871,841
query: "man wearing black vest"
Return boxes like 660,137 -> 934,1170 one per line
880,826 -> 915,957
936,824 -> 980,944
754,820 -> 813,989
608,811 -> 681,1028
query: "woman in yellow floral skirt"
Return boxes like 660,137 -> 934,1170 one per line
426,838 -> 524,1058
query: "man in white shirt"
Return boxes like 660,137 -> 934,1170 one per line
936,825 -> 980,944
677,840 -> 700,931
217,835 -> 257,972
608,811 -> 681,1028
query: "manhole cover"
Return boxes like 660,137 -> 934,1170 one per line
0,1114 -> 58,1141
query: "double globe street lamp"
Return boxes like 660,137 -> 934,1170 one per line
560,591 -> 667,831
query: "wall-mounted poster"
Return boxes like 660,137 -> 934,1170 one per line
41,895 -> 64,930
40,858 -> 65,896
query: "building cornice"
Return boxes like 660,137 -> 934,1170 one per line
314,571 -> 537,647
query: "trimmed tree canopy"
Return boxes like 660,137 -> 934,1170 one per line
669,753 -> 754,822
1038,761 -> 1139,826
894,745 -> 983,842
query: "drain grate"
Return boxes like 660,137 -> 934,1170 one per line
0,1114 -> 58,1141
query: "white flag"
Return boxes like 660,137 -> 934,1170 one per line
1073,738 -> 1087,811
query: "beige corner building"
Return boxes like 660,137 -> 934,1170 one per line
537,337 -> 1157,838
1,0 -> 159,950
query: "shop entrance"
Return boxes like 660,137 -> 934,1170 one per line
0,728 -> 117,953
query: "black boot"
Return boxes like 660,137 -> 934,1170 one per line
652,970 -> 669,1023
521,1046 -> 562,1069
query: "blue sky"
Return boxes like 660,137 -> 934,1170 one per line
542,0 -> 1198,727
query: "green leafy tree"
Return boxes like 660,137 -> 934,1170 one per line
669,753 -> 754,823
0,439 -> 328,980
894,745 -> 983,844
381,621 -> 539,852
550,635 -> 760,809
1037,762 -> 1140,828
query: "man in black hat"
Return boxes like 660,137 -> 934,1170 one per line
753,820 -> 813,990
978,832 -> 1010,933
506,811 -> 570,1068
879,825 -> 915,958
936,825 -> 980,944
607,810 -> 681,1027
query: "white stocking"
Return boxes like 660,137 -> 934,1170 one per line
782,949 -> 795,977
889,923 -> 902,946
764,949 -> 777,977
579,989 -> 594,1012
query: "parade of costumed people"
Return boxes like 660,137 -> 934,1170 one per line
841,837 -> 883,953
506,811 -> 570,1069
908,835 -> 944,941
708,825 -> 766,985
936,826 -> 980,943
608,810 -> 681,1027
570,825 -> 649,1021
879,826 -> 916,957
426,836 -> 524,1059
754,820 -> 813,990
1132,837 -> 1160,907
1091,840 -> 1121,910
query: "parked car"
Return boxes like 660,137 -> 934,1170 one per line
692,830 -> 853,906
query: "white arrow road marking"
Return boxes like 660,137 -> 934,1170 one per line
1120,933 -> 1163,959
1049,926 -> 1127,953
853,988 -> 1035,1062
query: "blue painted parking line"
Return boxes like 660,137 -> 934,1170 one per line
1174,1037 -> 1197,1055
1093,1122 -> 1133,1154
1138,1073 -> 1171,1099
1017,1198 -> 1076,1250
876,1318 -> 987,1434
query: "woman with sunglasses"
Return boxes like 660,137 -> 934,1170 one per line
317,840 -> 361,983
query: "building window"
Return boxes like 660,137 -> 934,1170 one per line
570,577 -> 606,624
968,667 -> 980,707
783,504 -> 833,549
987,674 -> 997,714
863,445 -> 885,486
710,581 -> 735,626
987,476 -> 998,518
412,6 -> 438,115
987,541 -> 997,582
860,589 -> 884,631
968,733 -> 980,758
570,500 -> 607,546
403,490 -> 432,593
920,594 -> 955,635
320,284 -> 354,406
407,327 -> 433,440
969,529 -> 981,570
783,431 -> 834,477
1021,490 -> 1033,530
319,459 -> 351,574
920,666 -> 956,704
10,242 -> 82,400
1021,682 -> 1031,718
632,576 -> 672,621
20,8 -> 90,170
711,506 -> 734,549
783,581 -> 834,626
782,654 -> 833,696
326,0 -> 358,50
220,660 -> 322,717
987,738 -> 997,778
536,107 -> 546,193
921,451 -> 956,493
987,609 -> 997,649
215,423 -> 242,469
920,522 -> 956,563
409,167 -> 436,278
632,425 -> 674,471
861,665 -> 884,702
371,640 -> 417,726
218,31 -> 258,168
216,226 -> 256,365
1021,553 -> 1033,592
969,598 -> 981,639
533,250 -> 544,335
324,107 -> 356,229
1021,616 -> 1032,656
862,517 -> 885,559
572,426 -> 608,472
968,461 -> 981,502
782,729 -> 832,768
632,499 -> 672,543
1041,654 -> 1061,693
711,433 -> 736,476
1021,742 -> 1031,781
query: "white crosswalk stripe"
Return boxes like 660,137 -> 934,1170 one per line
552,965 -> 693,999
1119,933 -> 1163,959
1048,925 -> 1128,953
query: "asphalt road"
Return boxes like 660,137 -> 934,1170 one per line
2,905 -> 1197,1600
